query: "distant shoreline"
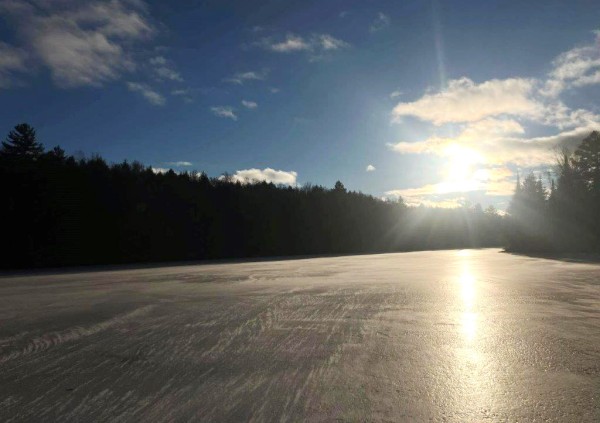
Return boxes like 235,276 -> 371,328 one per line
0,247 -> 503,277
504,250 -> 600,264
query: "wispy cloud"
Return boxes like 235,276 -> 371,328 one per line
389,90 -> 402,98
155,66 -> 182,81
0,0 -> 155,87
166,161 -> 192,166
370,12 -> 390,32
149,56 -> 183,82
0,41 -> 27,87
127,82 -> 165,105
389,77 -> 600,166
318,34 -> 350,50
149,56 -> 166,66
269,34 -> 311,52
224,70 -> 268,85
269,87 -> 280,93
170,88 -> 193,103
224,168 -> 298,185
241,100 -> 258,109
541,31 -> 600,97
210,106 -> 237,120
389,118 -> 599,168
366,164 -> 376,172
257,33 -> 349,59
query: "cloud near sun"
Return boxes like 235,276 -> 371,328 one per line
386,31 -> 600,206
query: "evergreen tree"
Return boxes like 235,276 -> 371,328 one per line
572,131 -> 600,248
334,180 -> 346,192
573,131 -> 600,194
1,123 -> 44,159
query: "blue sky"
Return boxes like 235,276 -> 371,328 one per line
1,0 -> 600,209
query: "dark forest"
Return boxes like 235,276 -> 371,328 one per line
1,123 -> 598,269
507,131 -> 600,252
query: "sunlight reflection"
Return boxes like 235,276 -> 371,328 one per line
461,311 -> 478,342
460,271 -> 476,310
452,251 -> 490,416
457,259 -> 478,343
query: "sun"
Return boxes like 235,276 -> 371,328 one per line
437,145 -> 483,194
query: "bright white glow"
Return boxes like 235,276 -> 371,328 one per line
460,271 -> 476,310
224,168 -> 298,185
438,145 -> 483,193
458,263 -> 477,342
461,311 -> 478,342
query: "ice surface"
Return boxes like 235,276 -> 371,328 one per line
0,249 -> 599,421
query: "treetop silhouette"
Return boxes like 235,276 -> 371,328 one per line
1,123 -> 44,159
0,122 -> 516,269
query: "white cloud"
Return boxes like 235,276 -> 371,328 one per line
151,167 -> 169,174
389,118 -> 600,167
269,87 -> 280,93
0,41 -> 27,87
389,118 -> 524,155
210,106 -> 237,120
171,88 -> 188,95
366,164 -> 376,172
385,166 -> 515,207
225,168 -> 298,185
170,88 -> 192,103
318,34 -> 349,50
539,101 -> 600,129
126,82 -> 165,105
482,167 -> 517,196
149,55 -> 183,82
241,100 -> 257,109
127,82 -> 166,106
166,161 -> 192,166
385,32 -> 600,207
392,77 -> 541,125
154,65 -> 183,81
269,34 -> 311,52
1,0 -> 155,87
370,12 -> 390,32
258,33 -> 349,57
224,70 -> 268,84
389,90 -> 402,98
542,32 -> 600,97
149,56 -> 166,66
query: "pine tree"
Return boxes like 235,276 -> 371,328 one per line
1,123 -> 44,159
573,131 -> 600,193
334,180 -> 346,192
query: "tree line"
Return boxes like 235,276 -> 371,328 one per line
1,123 -> 505,269
506,131 -> 600,252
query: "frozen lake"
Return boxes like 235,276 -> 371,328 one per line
1,249 -> 599,421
